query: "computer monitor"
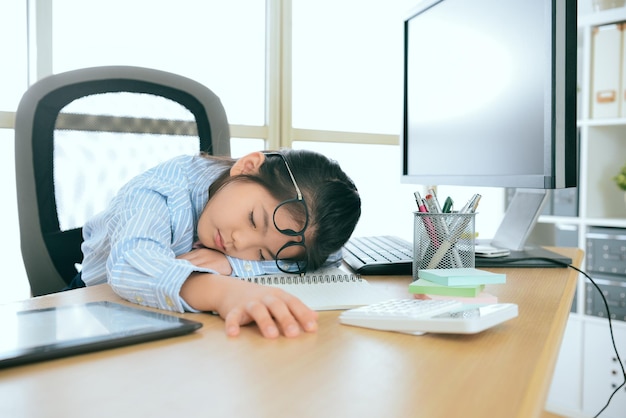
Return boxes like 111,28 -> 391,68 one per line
401,0 -> 577,190
400,0 -> 577,261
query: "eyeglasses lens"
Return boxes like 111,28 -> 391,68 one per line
273,199 -> 308,235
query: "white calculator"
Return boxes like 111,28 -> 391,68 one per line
339,299 -> 518,335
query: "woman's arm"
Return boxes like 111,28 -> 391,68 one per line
180,272 -> 318,339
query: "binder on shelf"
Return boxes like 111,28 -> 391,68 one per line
591,24 -> 622,118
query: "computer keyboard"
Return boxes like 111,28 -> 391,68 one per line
343,235 -> 413,275
343,235 -> 573,273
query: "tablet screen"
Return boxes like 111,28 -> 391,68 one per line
0,301 -> 202,368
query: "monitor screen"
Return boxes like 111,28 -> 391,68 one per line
401,0 -> 577,189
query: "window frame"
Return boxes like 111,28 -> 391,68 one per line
0,0 -> 397,149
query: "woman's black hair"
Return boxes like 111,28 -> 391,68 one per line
205,149 -> 361,271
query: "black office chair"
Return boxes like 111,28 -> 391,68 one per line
15,66 -> 231,296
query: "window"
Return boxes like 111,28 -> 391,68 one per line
0,129 -> 30,303
0,2 -> 28,303
291,0 -> 426,240
52,0 -> 266,126
292,0 -> 410,134
3,1 -> 499,303
0,2 -> 27,112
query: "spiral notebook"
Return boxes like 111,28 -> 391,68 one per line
241,268 -> 393,311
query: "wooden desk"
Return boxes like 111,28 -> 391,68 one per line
0,248 -> 582,418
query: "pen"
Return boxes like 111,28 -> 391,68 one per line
423,193 -> 439,214
427,188 -> 444,213
448,194 -> 481,233
442,196 -> 453,213
414,191 -> 428,213
465,194 -> 481,213
425,192 -> 463,267
457,193 -> 481,215
426,195 -> 481,269
414,191 -> 440,247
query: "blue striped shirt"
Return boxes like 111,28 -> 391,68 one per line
81,155 -> 342,313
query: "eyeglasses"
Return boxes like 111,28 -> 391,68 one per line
264,152 -> 309,275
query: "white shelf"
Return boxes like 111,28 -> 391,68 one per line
579,117 -> 626,126
545,6 -> 626,418
584,217 -> 626,228
578,7 -> 626,27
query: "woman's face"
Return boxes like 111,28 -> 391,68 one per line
197,180 -> 305,262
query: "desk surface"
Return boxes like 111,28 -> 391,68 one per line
0,248 -> 582,418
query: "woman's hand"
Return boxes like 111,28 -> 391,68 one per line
177,248 -> 233,276
180,273 -> 318,339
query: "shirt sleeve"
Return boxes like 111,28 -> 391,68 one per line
81,155 -> 227,314
103,187 -> 212,313
226,249 -> 344,277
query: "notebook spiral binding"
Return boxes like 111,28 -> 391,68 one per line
245,273 -> 362,285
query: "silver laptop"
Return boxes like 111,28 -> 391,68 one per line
475,189 -> 572,267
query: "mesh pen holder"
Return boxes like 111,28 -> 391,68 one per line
413,212 -> 476,279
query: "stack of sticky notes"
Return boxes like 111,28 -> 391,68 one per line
409,268 -> 506,303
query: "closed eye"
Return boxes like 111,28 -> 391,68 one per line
249,211 -> 256,228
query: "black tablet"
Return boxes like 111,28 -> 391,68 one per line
0,301 -> 202,369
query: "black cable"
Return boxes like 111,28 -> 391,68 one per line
494,256 -> 626,417
572,264 -> 626,418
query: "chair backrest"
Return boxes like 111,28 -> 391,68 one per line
15,66 -> 231,296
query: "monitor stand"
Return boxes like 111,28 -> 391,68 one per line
475,189 -> 573,268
